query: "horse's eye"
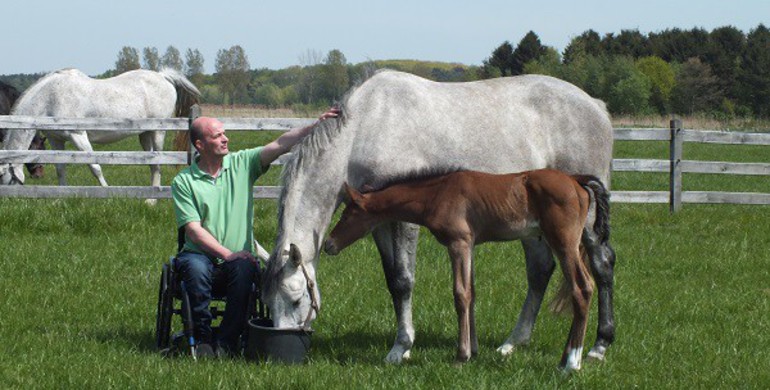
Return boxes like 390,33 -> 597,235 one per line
292,300 -> 301,308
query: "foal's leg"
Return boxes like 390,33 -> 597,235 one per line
69,132 -> 107,186
449,239 -> 475,362
47,136 -> 68,186
556,245 -> 593,372
497,239 -> 556,355
372,221 -> 419,363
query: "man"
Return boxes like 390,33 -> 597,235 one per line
171,107 -> 339,357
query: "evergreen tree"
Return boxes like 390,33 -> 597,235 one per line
511,31 -> 546,75
481,41 -> 514,77
115,46 -> 140,74
563,29 -> 602,64
705,26 -> 744,100
736,24 -> 770,117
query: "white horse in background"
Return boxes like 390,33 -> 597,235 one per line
0,68 -> 200,188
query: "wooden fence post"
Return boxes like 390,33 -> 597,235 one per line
669,118 -> 683,213
187,104 -> 201,166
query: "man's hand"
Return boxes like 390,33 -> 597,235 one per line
318,106 -> 341,121
224,250 -> 257,264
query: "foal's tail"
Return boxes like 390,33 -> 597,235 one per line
549,175 -> 610,315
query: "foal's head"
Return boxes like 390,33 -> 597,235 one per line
324,183 -> 380,256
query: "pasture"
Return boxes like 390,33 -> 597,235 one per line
1,129 -> 769,388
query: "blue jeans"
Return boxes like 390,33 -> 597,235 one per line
175,251 -> 257,352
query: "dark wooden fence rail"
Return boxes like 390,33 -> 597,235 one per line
2,114 -> 769,212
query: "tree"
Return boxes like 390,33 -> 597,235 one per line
215,45 -> 251,105
636,56 -> 675,113
511,31 -> 546,75
649,28 -> 709,63
563,30 -> 602,64
297,49 -> 324,104
481,41 -> 514,77
319,49 -> 349,102
736,24 -> 770,117
184,48 -> 205,84
115,46 -> 140,74
671,58 -> 723,115
143,47 -> 160,71
705,26 -> 745,100
161,46 -> 183,71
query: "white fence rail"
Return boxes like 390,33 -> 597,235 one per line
2,115 -> 769,211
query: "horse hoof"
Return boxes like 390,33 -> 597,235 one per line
384,349 -> 409,364
496,344 -> 515,356
586,346 -> 606,362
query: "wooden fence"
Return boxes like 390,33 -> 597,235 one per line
2,115 -> 769,212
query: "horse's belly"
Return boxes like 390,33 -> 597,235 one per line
87,131 -> 145,144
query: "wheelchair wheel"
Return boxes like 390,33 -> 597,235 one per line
155,262 -> 173,349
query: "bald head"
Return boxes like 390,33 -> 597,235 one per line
190,117 -> 224,151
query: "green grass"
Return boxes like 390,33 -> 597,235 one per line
2,132 -> 769,388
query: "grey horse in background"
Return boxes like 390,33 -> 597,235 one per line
262,70 -> 617,366
0,80 -> 46,179
0,68 -> 200,189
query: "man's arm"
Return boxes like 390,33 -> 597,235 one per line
184,221 -> 255,263
259,107 -> 340,168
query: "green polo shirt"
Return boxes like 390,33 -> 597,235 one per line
171,147 -> 268,257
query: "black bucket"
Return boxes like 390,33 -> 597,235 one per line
245,318 -> 312,364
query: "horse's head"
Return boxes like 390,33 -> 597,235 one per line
261,242 -> 320,329
324,183 -> 378,256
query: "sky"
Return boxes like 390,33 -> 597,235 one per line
2,0 -> 769,76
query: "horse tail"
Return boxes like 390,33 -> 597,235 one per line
575,175 -> 611,244
549,175 -> 609,315
160,68 -> 201,152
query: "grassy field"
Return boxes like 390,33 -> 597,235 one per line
1,122 -> 769,388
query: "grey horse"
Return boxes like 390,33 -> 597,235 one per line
0,68 -> 199,189
262,70 -> 616,366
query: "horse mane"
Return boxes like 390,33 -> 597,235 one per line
264,68 -> 388,294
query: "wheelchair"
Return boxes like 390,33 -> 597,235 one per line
154,228 -> 269,358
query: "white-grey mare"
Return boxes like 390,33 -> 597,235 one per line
262,70 -> 617,365
0,68 -> 200,191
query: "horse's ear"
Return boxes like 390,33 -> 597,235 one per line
343,182 -> 364,205
289,243 -> 302,267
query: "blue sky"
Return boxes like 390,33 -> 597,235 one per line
2,0 -> 768,75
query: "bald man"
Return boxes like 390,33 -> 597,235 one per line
171,107 -> 339,358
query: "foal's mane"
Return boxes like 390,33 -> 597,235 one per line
362,166 -> 464,193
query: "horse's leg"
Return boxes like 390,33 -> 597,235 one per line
586,239 -> 616,361
449,240 -> 474,362
371,221 -> 419,364
497,238 -> 555,355
69,132 -> 107,186
139,131 -> 164,205
47,136 -> 68,186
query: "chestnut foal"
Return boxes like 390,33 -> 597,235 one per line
324,169 -> 611,371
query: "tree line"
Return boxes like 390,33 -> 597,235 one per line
2,24 -> 769,118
